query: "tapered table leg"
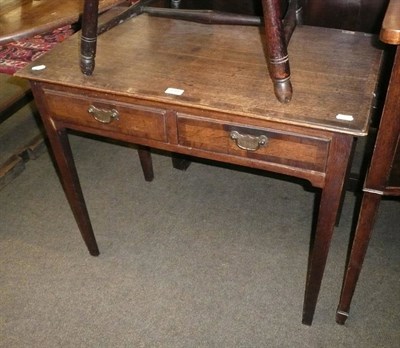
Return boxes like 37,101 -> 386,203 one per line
302,134 -> 353,325
172,153 -> 191,171
137,146 -> 154,181
44,125 -> 99,256
336,192 -> 382,324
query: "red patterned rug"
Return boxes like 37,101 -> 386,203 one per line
0,25 -> 75,75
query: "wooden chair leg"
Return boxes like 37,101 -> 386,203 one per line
336,191 -> 382,324
302,134 -> 353,325
137,146 -> 154,181
261,0 -> 292,103
80,0 -> 100,75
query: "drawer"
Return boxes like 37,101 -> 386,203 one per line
43,89 -> 167,142
177,115 -> 330,172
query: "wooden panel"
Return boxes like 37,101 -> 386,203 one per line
303,0 -> 389,33
43,89 -> 167,142
177,114 -> 329,172
0,74 -> 32,121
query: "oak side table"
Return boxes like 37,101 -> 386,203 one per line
16,15 -> 382,325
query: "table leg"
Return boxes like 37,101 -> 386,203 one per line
261,0 -> 292,103
302,133 -> 353,325
172,153 -> 191,171
336,192 -> 382,324
39,117 -> 100,256
137,146 -> 154,181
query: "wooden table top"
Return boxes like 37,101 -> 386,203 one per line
0,0 -> 126,44
17,15 -> 383,136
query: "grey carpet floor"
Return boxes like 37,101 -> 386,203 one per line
1,134 -> 399,347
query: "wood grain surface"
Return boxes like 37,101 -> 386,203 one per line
17,15 -> 382,135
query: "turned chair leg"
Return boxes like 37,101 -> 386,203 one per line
80,0 -> 99,75
261,0 -> 293,103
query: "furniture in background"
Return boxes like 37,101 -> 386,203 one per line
0,0 -> 128,45
0,0 -> 132,75
336,0 -> 400,325
0,0 -> 130,121
0,0 -> 153,188
17,11 -> 382,325
0,74 -> 31,123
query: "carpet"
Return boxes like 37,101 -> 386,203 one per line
0,25 -> 75,75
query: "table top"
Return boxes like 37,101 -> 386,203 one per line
17,15 -> 383,136
0,0 -> 126,44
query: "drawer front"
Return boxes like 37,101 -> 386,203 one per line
177,115 -> 329,172
44,90 -> 167,142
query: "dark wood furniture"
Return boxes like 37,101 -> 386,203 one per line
0,0 -> 152,182
0,74 -> 32,123
77,0 -> 391,103
171,0 -> 389,34
0,0 -> 127,44
0,0 -> 129,126
79,0 -> 303,103
336,0 -> 400,325
16,15 -> 382,325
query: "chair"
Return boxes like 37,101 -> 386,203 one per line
80,0 -> 303,103
336,0 -> 400,325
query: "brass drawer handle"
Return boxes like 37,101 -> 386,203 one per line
230,130 -> 268,151
87,105 -> 119,124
